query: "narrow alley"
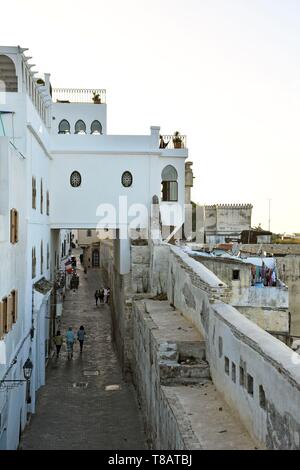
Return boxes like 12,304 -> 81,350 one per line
20,263 -> 146,450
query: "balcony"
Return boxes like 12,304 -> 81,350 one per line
52,88 -> 106,104
159,134 -> 187,149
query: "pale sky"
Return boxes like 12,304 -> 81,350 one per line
2,0 -> 300,233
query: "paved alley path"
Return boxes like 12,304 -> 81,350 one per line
20,264 -> 146,450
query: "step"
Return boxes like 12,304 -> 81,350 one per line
162,383 -> 260,450
159,360 -> 211,386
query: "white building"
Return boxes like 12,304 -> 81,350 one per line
0,45 -> 188,448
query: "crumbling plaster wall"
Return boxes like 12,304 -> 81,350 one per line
162,246 -> 300,449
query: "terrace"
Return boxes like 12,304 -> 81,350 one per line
52,88 -> 106,104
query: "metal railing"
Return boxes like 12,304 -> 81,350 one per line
52,88 -> 106,104
159,134 -> 187,149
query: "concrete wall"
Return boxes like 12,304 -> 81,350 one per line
163,246 -> 300,449
197,257 -> 251,290
205,205 -> 252,239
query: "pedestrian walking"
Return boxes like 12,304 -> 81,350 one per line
77,325 -> 86,353
65,327 -> 75,359
103,287 -> 108,304
107,287 -> 111,304
99,287 -> 104,304
53,330 -> 63,358
94,289 -> 100,306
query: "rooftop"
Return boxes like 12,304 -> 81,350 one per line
52,88 -> 106,104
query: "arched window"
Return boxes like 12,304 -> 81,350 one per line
0,55 -> 18,92
75,120 -> 86,134
161,165 -> 178,202
58,119 -> 70,134
90,120 -> 103,135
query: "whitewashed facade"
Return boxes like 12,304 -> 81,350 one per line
0,45 -> 188,448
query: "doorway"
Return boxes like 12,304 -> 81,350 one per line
92,249 -> 100,267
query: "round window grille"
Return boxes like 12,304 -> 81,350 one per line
70,171 -> 82,188
122,171 -> 133,188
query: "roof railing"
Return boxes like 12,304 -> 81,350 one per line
52,88 -> 106,104
159,134 -> 187,149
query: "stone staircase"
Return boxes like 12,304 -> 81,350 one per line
144,300 -> 211,386
158,341 -> 210,386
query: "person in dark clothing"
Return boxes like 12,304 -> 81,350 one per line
77,326 -> 86,353
94,290 -> 100,306
53,331 -> 63,358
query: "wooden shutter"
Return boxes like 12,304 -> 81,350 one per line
14,210 -> 19,243
12,290 -> 18,323
32,177 -> 36,209
7,294 -> 13,331
47,191 -> 50,216
2,298 -> 8,334
0,302 -> 4,339
10,209 -> 16,244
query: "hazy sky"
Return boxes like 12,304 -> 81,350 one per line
2,0 -> 300,233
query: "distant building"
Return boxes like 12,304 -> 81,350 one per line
240,229 -> 272,244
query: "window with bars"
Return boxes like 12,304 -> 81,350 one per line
32,176 -> 36,209
10,208 -> 19,244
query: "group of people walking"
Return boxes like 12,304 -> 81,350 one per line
94,287 -> 110,306
53,326 -> 86,359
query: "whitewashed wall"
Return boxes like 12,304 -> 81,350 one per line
163,245 -> 300,449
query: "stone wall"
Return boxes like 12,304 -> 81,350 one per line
131,300 -> 202,449
131,245 -> 150,293
100,240 -> 132,376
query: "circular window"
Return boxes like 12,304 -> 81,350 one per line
122,171 -> 133,188
70,171 -> 82,187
